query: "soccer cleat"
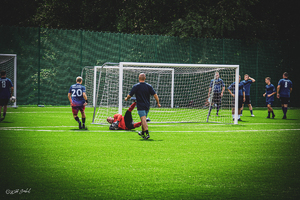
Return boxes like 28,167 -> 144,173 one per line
0,117 -> 4,122
145,133 -> 150,140
138,131 -> 145,139
83,123 -> 87,130
251,114 -> 255,117
266,116 -> 270,118
282,116 -> 287,119
79,122 -> 83,129
146,118 -> 151,122
216,114 -> 219,117
131,97 -> 136,102
272,115 -> 275,119
238,118 -> 242,121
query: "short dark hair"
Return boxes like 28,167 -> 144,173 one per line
283,72 -> 288,77
265,77 -> 271,81
1,70 -> 6,76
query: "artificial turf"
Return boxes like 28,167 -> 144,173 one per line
0,106 -> 300,199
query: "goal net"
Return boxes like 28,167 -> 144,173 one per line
88,62 -> 239,124
0,54 -> 17,107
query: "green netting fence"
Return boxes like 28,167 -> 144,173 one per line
0,26 -> 299,106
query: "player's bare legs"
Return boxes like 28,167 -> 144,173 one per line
266,104 -> 275,119
141,116 -> 148,132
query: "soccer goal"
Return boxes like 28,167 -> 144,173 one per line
0,54 -> 17,107
88,62 -> 239,124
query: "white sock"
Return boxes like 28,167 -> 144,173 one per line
238,115 -> 240,119
232,114 -> 235,118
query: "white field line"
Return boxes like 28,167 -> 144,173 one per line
6,112 -> 93,113
1,128 -> 300,133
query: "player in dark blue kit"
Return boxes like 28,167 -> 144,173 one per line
263,77 -> 276,119
125,73 -> 161,139
228,75 -> 245,121
68,76 -> 88,129
277,72 -> 292,119
208,72 -> 225,116
241,74 -> 255,117
0,70 -> 14,122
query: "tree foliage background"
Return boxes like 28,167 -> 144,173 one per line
0,0 -> 298,40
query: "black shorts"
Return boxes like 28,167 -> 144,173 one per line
0,98 -> 9,106
244,95 -> 251,105
212,93 -> 222,105
124,110 -> 135,130
232,96 -> 243,108
280,97 -> 290,105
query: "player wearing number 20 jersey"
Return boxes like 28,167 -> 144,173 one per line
68,76 -> 88,129
69,83 -> 86,107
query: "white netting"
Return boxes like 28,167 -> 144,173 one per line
0,54 -> 17,107
91,63 -> 238,124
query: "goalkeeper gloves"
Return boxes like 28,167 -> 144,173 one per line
110,121 -> 119,130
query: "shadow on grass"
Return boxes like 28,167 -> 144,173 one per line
70,129 -> 89,131
0,121 -> 13,123
129,139 -> 164,142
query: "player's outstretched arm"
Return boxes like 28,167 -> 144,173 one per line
153,94 -> 161,107
125,94 -> 131,101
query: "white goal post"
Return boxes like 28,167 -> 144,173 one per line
86,62 -> 239,124
0,54 -> 17,107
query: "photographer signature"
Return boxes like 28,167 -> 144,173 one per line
6,188 -> 31,195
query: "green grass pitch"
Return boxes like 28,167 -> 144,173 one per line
1,106 -> 300,199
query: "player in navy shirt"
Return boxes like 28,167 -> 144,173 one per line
125,73 -> 161,139
208,72 -> 225,116
0,70 -> 14,121
68,76 -> 88,129
277,72 -> 292,119
228,75 -> 245,121
263,77 -> 276,119
241,74 -> 255,117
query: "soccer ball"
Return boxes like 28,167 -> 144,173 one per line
10,96 -> 16,103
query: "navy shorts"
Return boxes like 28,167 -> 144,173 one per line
280,97 -> 290,105
0,98 -> 9,106
231,97 -> 243,108
266,100 -> 273,106
244,95 -> 251,104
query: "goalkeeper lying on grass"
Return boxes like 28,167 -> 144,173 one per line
107,98 -> 149,130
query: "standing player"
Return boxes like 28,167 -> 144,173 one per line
228,75 -> 245,121
0,70 -> 14,122
107,98 -> 144,130
125,73 -> 161,140
68,76 -> 88,129
241,74 -> 255,117
277,72 -> 292,119
207,72 -> 225,116
263,77 -> 276,119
